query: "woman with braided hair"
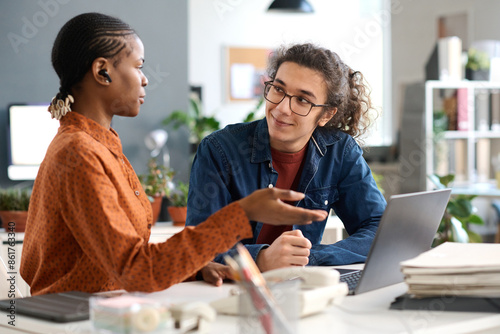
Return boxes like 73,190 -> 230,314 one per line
20,13 -> 328,295
187,43 -> 387,286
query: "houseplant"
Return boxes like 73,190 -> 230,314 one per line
465,48 -> 490,81
428,174 -> 484,246
139,158 -> 175,224
0,188 -> 31,232
167,181 -> 189,226
162,97 -> 220,153
242,97 -> 265,123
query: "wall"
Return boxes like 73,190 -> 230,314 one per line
0,0 -> 189,188
188,0 -> 390,145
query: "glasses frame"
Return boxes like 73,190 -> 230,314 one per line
263,81 -> 330,117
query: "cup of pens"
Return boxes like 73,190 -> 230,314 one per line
239,278 -> 300,334
225,244 -> 300,334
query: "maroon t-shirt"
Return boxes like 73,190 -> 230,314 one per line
256,145 -> 307,245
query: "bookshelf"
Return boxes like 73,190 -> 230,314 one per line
425,80 -> 500,194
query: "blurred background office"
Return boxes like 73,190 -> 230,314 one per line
2,0 -> 500,240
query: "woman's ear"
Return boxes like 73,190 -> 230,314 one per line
318,107 -> 337,127
91,57 -> 111,85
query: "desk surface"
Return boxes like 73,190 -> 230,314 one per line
1,265 -> 500,334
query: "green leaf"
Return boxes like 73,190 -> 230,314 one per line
190,98 -> 201,118
438,174 -> 454,187
467,230 -> 483,243
163,97 -> 220,146
430,173 -> 484,245
447,198 -> 473,218
162,111 -> 190,129
450,216 -> 469,243
168,181 -> 189,207
467,214 -> 484,225
0,188 -> 31,211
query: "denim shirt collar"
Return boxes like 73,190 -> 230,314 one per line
251,118 -> 343,163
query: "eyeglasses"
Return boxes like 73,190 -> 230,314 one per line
263,81 -> 330,117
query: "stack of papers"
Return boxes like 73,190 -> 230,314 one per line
400,242 -> 500,298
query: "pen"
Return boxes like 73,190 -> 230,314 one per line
226,244 -> 294,334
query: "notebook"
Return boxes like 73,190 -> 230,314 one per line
337,188 -> 452,295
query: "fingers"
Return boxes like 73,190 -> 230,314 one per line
213,278 -> 223,287
271,188 -> 329,223
282,230 -> 312,249
205,275 -> 223,287
296,208 -> 329,223
293,209 -> 329,225
200,263 -> 233,286
288,253 -> 309,266
256,230 -> 312,271
272,189 -> 305,202
282,230 -> 303,236
238,187 -> 329,225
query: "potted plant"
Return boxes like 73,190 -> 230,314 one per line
0,188 -> 31,232
242,97 -> 265,123
428,174 -> 484,246
162,96 -> 220,153
167,181 -> 189,226
139,158 -> 175,224
465,48 -> 490,81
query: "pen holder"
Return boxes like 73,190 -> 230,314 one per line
90,295 -> 173,334
238,278 -> 300,334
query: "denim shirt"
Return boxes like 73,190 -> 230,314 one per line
186,118 -> 386,266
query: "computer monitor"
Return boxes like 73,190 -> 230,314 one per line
6,104 -> 60,181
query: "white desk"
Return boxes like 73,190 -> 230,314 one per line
1,266 -> 500,334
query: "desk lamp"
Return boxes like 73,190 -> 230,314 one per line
145,129 -> 170,168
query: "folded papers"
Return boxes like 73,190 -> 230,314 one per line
400,242 -> 500,298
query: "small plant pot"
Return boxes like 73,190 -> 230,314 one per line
0,210 -> 28,232
150,195 -> 164,225
167,206 -> 187,226
465,68 -> 489,81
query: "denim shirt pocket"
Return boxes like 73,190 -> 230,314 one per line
301,185 -> 338,211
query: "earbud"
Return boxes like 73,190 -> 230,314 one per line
98,69 -> 112,83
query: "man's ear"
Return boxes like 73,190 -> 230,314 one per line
318,107 -> 337,127
91,57 -> 111,85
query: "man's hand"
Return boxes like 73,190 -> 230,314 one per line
238,188 -> 328,225
256,230 -> 312,272
199,262 -> 234,286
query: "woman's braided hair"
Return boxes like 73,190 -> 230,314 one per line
49,12 -> 136,119
267,43 -> 378,144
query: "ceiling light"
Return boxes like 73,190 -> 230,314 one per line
267,0 -> 314,13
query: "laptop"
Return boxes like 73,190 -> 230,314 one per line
0,291 -> 92,323
337,188 -> 452,295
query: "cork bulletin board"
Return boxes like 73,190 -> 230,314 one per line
226,47 -> 272,102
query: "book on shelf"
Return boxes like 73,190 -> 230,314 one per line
490,89 -> 500,131
437,36 -> 462,81
453,139 -> 467,183
456,88 -> 468,131
443,94 -> 457,131
476,89 -> 490,132
476,138 -> 491,183
435,140 -> 449,177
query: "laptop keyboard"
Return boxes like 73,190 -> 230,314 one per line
339,270 -> 363,293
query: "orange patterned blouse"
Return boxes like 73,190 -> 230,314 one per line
20,112 -> 251,296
